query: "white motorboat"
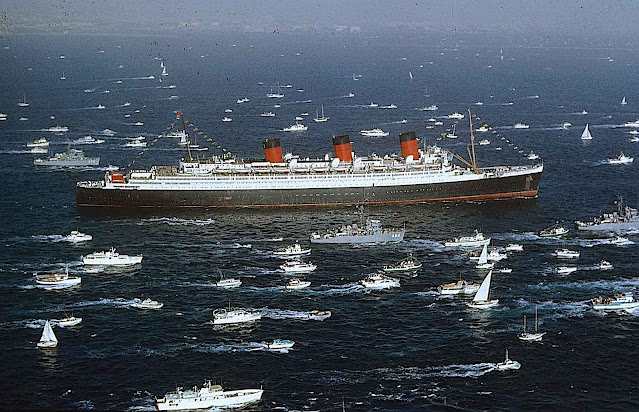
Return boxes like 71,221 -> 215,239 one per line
280,260 -> 317,273
26,138 -> 50,148
52,316 -> 82,327
469,246 -> 507,262
499,268 -> 513,273
282,122 -> 307,132
495,349 -> 521,371
133,121 -> 144,126
475,101 -> 484,106
478,139 -> 490,145
81,247 -> 143,266
359,128 -> 389,137
610,236 -> 633,245
225,109 -> 233,113
222,117 -> 232,122
62,230 -> 92,242
360,273 -> 400,289
556,266 -> 577,274
598,260 -> 613,270
448,112 -> 464,119
273,243 -> 311,258
313,104 -> 329,123
476,125 -> 490,132
212,306 -> 261,325
467,270 -> 499,308
475,244 -> 495,269
156,380 -> 263,411
562,122 -> 572,129
368,102 -> 379,108
35,267 -> 81,289
382,254 -> 422,272
505,244 -> 523,252
266,339 -> 295,350
30,147 -> 47,154
236,97 -> 250,104
513,123 -> 530,129
48,125 -> 69,133
125,140 -> 147,148
216,274 -> 242,289
608,151 -> 634,164
518,307 -> 546,342
37,320 -> 58,349
347,92 -> 355,98
526,152 -> 540,160
306,310 -> 331,321
591,292 -> 639,311
437,279 -> 479,295
422,105 -> 438,111
131,298 -> 164,309
445,230 -> 491,248
623,119 -> 639,128
538,222 -> 569,237
285,278 -> 311,290
581,124 -> 593,140
261,112 -> 275,117
554,249 -> 580,259
580,109 -> 588,115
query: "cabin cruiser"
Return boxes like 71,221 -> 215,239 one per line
382,254 -> 422,272
72,136 -> 105,145
590,292 -> 639,311
448,112 -> 464,119
48,125 -> 69,132
476,125 -> 490,132
261,112 -> 275,117
62,230 -> 92,243
513,123 -> 530,129
478,139 -> 490,145
423,105 -> 438,111
156,380 -> 263,411
212,307 -> 261,325
597,260 -> 613,270
623,119 -> 639,128
125,140 -> 147,148
131,298 -> 164,309
273,243 -> 311,258
444,230 -> 491,248
266,339 -> 295,350
608,151 -> 634,164
282,122 -> 307,132
26,138 -> 50,148
556,266 -> 577,274
81,247 -> 143,266
216,275 -> 242,289
538,222 -> 569,237
554,249 -> 580,259
495,349 -> 521,371
526,151 -> 540,160
610,236 -> 633,245
52,316 -> 82,327
222,117 -> 232,122
280,260 -> 317,273
437,279 -> 480,295
359,128 -> 389,137
360,273 -> 400,289
284,278 -> 311,290
505,244 -> 523,252
236,97 -> 250,104
36,267 -> 81,289
305,310 -> 331,320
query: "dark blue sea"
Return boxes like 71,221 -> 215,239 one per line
1,31 -> 638,411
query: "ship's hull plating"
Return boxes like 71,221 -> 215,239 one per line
576,222 -> 639,231
77,171 -> 542,208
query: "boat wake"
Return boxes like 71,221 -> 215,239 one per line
257,308 -> 326,320
31,234 -> 67,242
137,217 -> 217,226
531,276 -> 639,292
65,298 -> 141,309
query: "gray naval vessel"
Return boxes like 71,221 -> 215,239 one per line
310,207 -> 405,244
34,148 -> 100,167
575,198 -> 639,231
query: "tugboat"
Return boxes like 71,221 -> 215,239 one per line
590,292 -> 639,311
538,222 -> 569,237
310,206 -> 405,244
382,254 -> 422,272
156,380 -> 263,411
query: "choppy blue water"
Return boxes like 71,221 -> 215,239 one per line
1,32 -> 639,411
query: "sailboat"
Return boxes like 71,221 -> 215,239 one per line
160,61 -> 168,76
475,243 -> 495,269
495,348 -> 521,370
17,94 -> 29,107
313,104 -> 329,123
267,83 -> 284,98
37,320 -> 58,348
621,96 -> 627,105
518,306 -> 546,341
467,270 -> 499,308
60,72 -> 66,80
446,123 -> 458,139
581,123 -> 593,140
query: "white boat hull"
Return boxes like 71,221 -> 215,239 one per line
82,256 -> 143,266
445,238 -> 491,248
518,332 -> 545,342
592,302 -> 639,310
157,389 -> 263,411
468,299 -> 499,308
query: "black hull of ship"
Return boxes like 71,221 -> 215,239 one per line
76,171 -> 542,208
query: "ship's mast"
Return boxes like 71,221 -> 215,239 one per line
468,108 -> 479,173
178,110 -> 193,161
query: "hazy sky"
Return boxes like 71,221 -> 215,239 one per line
1,0 -> 637,36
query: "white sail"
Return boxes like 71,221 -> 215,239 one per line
478,243 -> 488,265
581,124 -> 592,140
621,96 -> 627,105
40,321 -> 58,343
473,270 -> 493,302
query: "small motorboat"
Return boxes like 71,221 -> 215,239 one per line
526,151 -> 540,160
360,273 -> 400,290
216,274 -> 242,289
35,267 -> 81,289
610,236 -> 633,245
131,298 -> 164,310
62,230 -> 92,243
597,260 -> 613,270
382,254 -> 422,272
26,138 -> 50,148
53,316 -> 82,327
556,266 -> 577,274
266,339 -> 295,350
495,349 -> 521,371
437,279 -> 479,295
499,268 -> 513,273
505,244 -> 523,252
608,151 -> 634,164
444,230 -> 491,248
554,249 -> 580,259
306,310 -> 331,321
285,278 -> 311,290
273,243 -> 311,258
591,292 -> 639,310
213,305 -> 261,325
280,260 -> 317,273
538,222 -> 569,237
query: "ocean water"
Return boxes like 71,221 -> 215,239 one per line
1,31 -> 639,410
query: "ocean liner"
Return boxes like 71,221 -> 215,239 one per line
76,111 -> 542,208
